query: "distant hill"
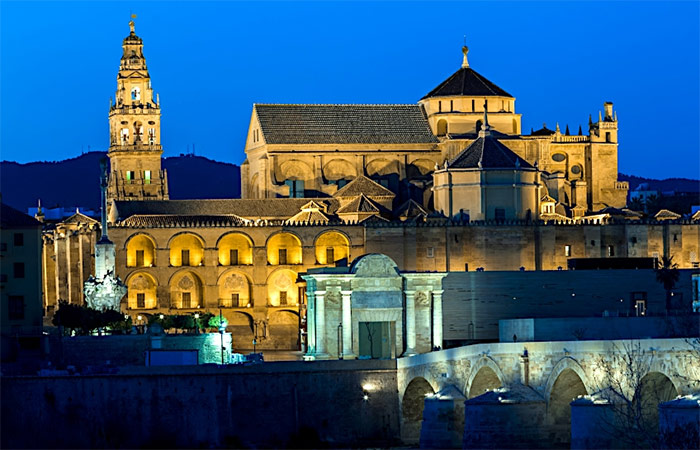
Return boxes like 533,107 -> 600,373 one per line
2,152 -> 697,214
619,174 -> 699,193
0,152 -> 240,212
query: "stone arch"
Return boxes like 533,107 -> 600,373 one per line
323,159 -> 357,181
168,232 -> 205,267
314,230 -> 350,265
168,270 -> 204,309
217,232 -> 254,266
217,269 -> 252,308
350,253 -> 400,277
228,311 -> 255,350
465,357 -> 504,399
125,271 -> 158,309
278,159 -> 313,182
402,377 -> 436,444
634,371 -> 679,437
407,158 -> 436,180
266,231 -> 303,265
436,119 -> 447,136
125,233 -> 157,268
266,268 -> 299,306
269,309 -> 300,350
547,368 -> 588,446
366,158 -> 400,191
544,356 -> 591,403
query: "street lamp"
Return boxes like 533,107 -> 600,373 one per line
219,307 -> 226,364
194,313 -> 200,334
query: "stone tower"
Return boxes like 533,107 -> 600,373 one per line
107,17 -> 168,201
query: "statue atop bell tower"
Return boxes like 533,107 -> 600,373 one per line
107,15 -> 169,201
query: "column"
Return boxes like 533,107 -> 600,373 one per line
315,290 -> 327,357
305,290 -> 316,358
341,290 -> 354,359
404,290 -> 417,355
432,290 -> 444,350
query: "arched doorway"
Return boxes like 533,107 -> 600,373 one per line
468,366 -> 501,399
402,377 -> 435,444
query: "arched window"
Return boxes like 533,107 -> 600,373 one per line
169,271 -> 203,309
218,233 -> 253,266
126,234 -> 156,267
315,231 -> 350,265
437,119 -> 448,137
131,87 -> 141,101
169,233 -> 205,267
267,232 -> 302,265
127,272 -> 158,309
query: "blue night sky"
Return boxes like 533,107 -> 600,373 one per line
1,1 -> 699,179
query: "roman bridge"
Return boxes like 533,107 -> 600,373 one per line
396,338 -> 700,448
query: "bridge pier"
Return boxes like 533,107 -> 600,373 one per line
419,385 -> 465,449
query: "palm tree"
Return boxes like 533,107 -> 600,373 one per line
655,256 -> 680,312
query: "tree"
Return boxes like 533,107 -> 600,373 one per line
655,256 -> 680,312
589,341 -> 678,449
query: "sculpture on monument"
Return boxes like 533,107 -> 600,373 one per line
84,159 -> 127,311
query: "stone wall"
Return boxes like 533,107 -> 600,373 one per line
1,359 -> 399,449
49,333 -> 232,367
441,269 -> 695,343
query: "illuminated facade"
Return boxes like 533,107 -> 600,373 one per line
39,21 -> 700,354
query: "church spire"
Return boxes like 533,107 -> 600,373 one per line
461,45 -> 470,68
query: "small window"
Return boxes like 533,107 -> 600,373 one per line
427,247 -> 435,258
14,233 -> 24,246
552,153 -> 567,162
450,100 -> 453,112
181,292 -> 192,309
605,132 -> 611,143
137,293 -> 146,309
607,245 -> 615,257
136,250 -> 144,267
231,293 -> 240,307
126,171 -> 135,184
471,99 -> 475,111
278,248 -> 287,265
590,240 -> 596,246
131,87 -> 141,101
326,247 -> 335,264
438,101 -> 442,113
565,245 -> 571,257
285,180 -> 304,198
230,249 -> 239,266
144,170 -> 151,185
181,249 -> 190,266
279,291 -> 288,305
8,296 -> 24,320
13,262 -> 25,279
673,234 -> 678,243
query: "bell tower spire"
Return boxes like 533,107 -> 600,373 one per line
107,15 -> 168,202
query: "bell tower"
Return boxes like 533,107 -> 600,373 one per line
107,16 -> 168,201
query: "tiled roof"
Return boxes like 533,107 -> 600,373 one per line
116,214 -> 250,228
448,136 -> 534,170
254,104 -> 439,145
62,211 -> 99,224
337,194 -> 383,214
334,175 -> 395,199
654,209 -> 681,220
531,126 -> 555,136
285,202 -> 331,225
395,199 -> 428,220
1,203 -> 42,228
422,67 -> 512,99
113,199 -> 341,222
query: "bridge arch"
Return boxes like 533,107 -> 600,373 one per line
545,359 -> 589,447
634,371 -> 678,438
401,376 -> 436,444
465,356 -> 505,399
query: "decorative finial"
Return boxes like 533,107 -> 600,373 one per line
129,14 -> 137,34
556,122 -> 560,133
462,45 -> 470,68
